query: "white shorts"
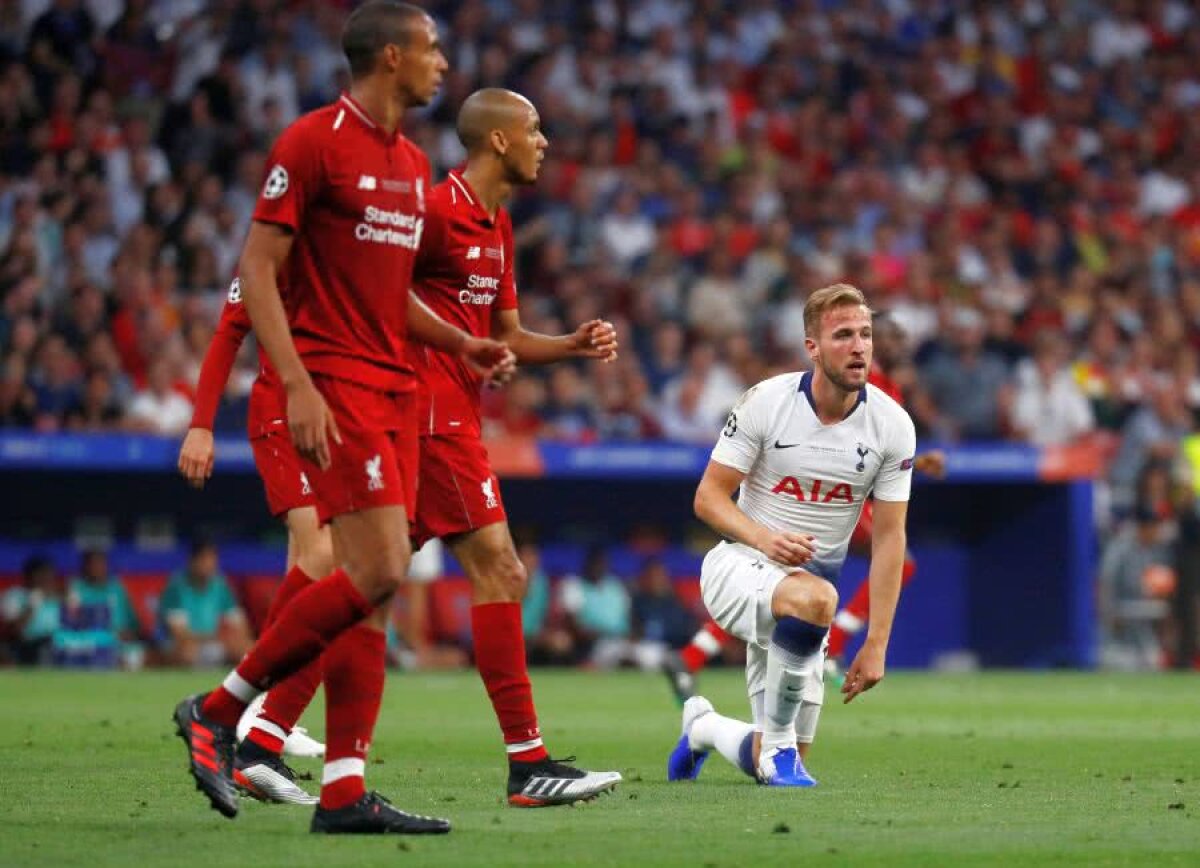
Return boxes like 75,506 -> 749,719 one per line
700,541 -> 790,650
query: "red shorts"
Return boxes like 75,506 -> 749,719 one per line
250,429 -> 316,518
301,374 -> 418,525
411,434 -> 506,548
850,499 -> 874,552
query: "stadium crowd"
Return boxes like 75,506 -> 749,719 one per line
0,538 -> 703,671
2,0 -> 1200,668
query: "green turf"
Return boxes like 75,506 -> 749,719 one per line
0,670 -> 1195,867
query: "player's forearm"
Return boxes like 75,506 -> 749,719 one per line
864,529 -> 906,648
189,321 -> 246,430
694,485 -> 767,550
238,257 -> 310,392
407,294 -> 467,354
504,329 -> 577,365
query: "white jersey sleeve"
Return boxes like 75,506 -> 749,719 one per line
871,409 -> 917,502
710,384 -> 768,473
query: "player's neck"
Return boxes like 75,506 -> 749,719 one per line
461,163 -> 511,219
810,370 -> 860,424
348,82 -> 405,136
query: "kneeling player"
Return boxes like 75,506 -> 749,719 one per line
666,284 -> 915,786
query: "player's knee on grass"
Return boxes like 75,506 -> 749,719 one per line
772,574 -> 838,626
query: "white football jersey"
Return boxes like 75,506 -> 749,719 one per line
709,371 -> 916,580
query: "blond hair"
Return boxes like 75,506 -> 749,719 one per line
803,283 -> 872,338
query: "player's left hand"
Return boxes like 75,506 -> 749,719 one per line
913,449 -> 947,479
573,319 -> 619,362
461,336 -> 512,380
178,427 -> 214,489
841,640 -> 886,704
487,347 -> 518,387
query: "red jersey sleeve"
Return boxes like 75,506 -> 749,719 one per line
412,189 -> 445,281
190,278 -> 252,430
252,122 -> 324,233
496,210 -> 518,312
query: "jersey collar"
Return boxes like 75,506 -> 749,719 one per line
448,169 -> 496,225
799,370 -> 867,421
338,92 -> 400,144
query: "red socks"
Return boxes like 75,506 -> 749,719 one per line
320,623 -> 386,810
471,602 -> 546,763
828,557 -> 918,658
201,569 -> 373,727
680,620 -> 730,673
245,566 -> 323,755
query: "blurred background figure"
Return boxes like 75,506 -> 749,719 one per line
629,557 -> 695,669
0,555 -> 62,666
157,540 -> 249,667
558,546 -> 632,668
61,548 -> 143,669
1098,506 -> 1174,670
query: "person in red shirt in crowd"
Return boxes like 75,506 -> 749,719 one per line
407,88 -> 622,806
173,2 -> 509,835
663,313 -> 946,702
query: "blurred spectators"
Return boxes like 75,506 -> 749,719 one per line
557,545 -> 632,668
62,547 -> 141,667
1098,506 -> 1174,670
1,0 -> 1200,461
0,554 -> 62,665
630,557 -> 696,660
1010,330 -> 1096,447
157,539 -> 250,667
62,548 -> 142,669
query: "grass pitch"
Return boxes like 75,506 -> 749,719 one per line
0,669 -> 1195,867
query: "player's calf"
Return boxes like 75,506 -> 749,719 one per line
760,575 -> 833,762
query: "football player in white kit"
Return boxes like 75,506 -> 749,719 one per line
666,284 -> 916,787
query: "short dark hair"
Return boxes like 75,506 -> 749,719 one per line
342,1 -> 428,79
189,537 -> 217,560
22,554 -> 54,581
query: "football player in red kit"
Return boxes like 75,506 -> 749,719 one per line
172,3 -> 509,834
407,88 -> 622,806
663,314 -> 945,702
178,275 -> 329,806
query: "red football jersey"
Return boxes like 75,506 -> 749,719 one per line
869,362 -> 905,405
252,93 -> 431,393
189,275 -> 285,439
408,171 -> 518,437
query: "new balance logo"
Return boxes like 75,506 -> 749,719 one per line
357,174 -> 377,190
465,246 -> 481,259
365,454 -> 384,491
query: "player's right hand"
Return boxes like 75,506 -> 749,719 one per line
288,379 -> 340,471
461,336 -> 512,381
752,527 -> 816,567
178,427 -> 215,489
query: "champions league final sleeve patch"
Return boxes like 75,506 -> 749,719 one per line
900,457 -> 914,470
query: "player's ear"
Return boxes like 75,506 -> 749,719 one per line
381,42 -> 401,72
804,336 -> 818,363
490,129 -> 508,155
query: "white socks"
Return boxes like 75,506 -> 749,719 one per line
689,709 -> 755,775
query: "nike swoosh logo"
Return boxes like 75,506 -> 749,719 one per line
773,441 -> 803,449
